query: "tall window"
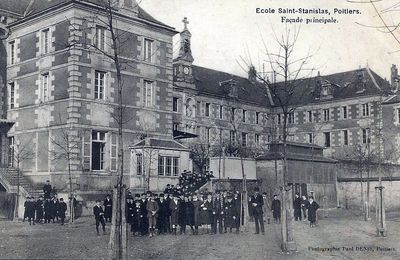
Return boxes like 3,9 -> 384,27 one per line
255,133 -> 260,145
8,137 -> 14,167
158,155 -> 179,176
288,112 -> 295,124
91,131 -> 106,170
144,81 -> 153,107
9,82 -> 15,109
9,41 -> 15,64
230,130 -> 236,143
277,114 -> 281,125
256,112 -> 260,124
307,110 -> 313,123
110,133 -> 117,171
231,108 -> 236,121
342,106 -> 348,119
41,28 -> 50,54
342,130 -> 348,146
307,133 -> 313,144
241,132 -> 247,147
95,26 -> 106,51
397,108 -> 400,123
144,38 -> 153,62
40,73 -> 49,102
362,128 -> 370,144
94,71 -> 105,100
173,97 -> 179,112
219,105 -> 224,119
205,103 -> 210,117
324,132 -> 331,147
136,154 -> 143,175
323,109 -> 330,121
242,110 -> 247,122
362,103 -> 370,117
205,127 -> 210,143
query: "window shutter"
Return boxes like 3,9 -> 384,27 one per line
110,133 -> 117,171
82,131 -> 91,171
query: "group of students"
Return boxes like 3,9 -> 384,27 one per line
23,196 -> 68,225
93,189 -> 243,236
23,180 -> 68,225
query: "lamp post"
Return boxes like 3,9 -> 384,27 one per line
375,127 -> 386,236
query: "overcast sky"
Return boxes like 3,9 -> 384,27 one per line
141,0 -> 400,81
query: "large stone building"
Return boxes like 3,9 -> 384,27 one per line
0,0 -> 400,211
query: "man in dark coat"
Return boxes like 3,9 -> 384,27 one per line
93,200 -> 106,235
233,191 -> 241,230
27,197 -> 35,225
43,180 -> 52,199
140,193 -> 148,235
192,194 -> 202,235
43,198 -> 52,223
293,193 -> 302,221
271,195 -> 281,224
52,197 -> 59,223
35,196 -> 44,223
169,194 -> 180,235
301,195 -> 309,221
131,200 -> 143,235
23,197 -> 29,222
103,194 -> 112,223
225,194 -> 240,233
308,196 -> 319,227
58,198 -> 67,225
126,197 -> 135,228
249,187 -> 264,235
157,194 -> 169,234
212,192 -> 225,234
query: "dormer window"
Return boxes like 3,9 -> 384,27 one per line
322,86 -> 328,96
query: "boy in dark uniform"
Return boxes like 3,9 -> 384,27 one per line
103,194 -> 112,223
169,194 -> 180,235
157,194 -> 169,234
250,187 -> 265,235
225,194 -> 240,233
35,196 -> 44,223
293,193 -> 302,221
27,197 -> 35,225
140,193 -> 148,235
126,197 -> 134,226
43,198 -> 52,223
271,195 -> 281,224
212,192 -> 225,234
93,200 -> 106,235
131,199 -> 142,235
308,196 -> 319,227
146,193 -> 159,237
58,198 -> 67,225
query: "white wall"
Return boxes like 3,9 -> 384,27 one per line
209,157 -> 257,180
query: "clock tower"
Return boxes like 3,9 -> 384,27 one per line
173,17 -> 195,87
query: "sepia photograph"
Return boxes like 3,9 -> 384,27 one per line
0,0 -> 399,259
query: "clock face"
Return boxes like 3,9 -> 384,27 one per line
183,67 -> 189,75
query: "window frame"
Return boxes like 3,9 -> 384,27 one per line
144,38 -> 154,62
255,112 -> 260,124
342,106 -> 348,119
242,109 -> 247,123
205,103 -> 211,117
40,73 -> 49,102
219,105 -> 224,119
324,132 -> 331,147
9,41 -> 16,65
41,28 -> 50,55
307,110 -> 313,123
94,70 -> 106,100
144,80 -> 154,107
241,132 -> 247,147
9,82 -> 15,109
91,130 -> 106,171
362,103 -> 370,117
172,97 -> 179,112
95,25 -> 106,51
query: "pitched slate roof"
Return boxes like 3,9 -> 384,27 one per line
383,94 -> 400,105
268,67 -> 391,107
192,65 -> 270,107
1,0 -> 173,30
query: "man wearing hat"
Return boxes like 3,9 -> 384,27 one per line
169,193 -> 180,235
58,198 -> 67,225
35,196 -> 44,223
43,180 -> 52,200
212,191 -> 225,234
146,193 -> 159,237
271,195 -> 281,224
293,193 -> 302,221
93,200 -> 106,235
250,187 -> 265,235
225,193 -> 240,233
140,193 -> 148,235
157,193 -> 169,234
103,194 -> 112,223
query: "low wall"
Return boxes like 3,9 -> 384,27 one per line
209,157 -> 257,180
337,180 -> 400,211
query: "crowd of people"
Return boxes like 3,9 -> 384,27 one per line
23,180 -> 69,225
93,186 -> 321,236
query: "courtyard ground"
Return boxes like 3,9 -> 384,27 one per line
0,209 -> 399,260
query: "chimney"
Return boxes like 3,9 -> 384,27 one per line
248,65 -> 257,83
391,64 -> 399,92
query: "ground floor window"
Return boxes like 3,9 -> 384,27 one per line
136,154 -> 143,175
158,155 -> 179,176
92,131 -> 106,171
8,137 -> 14,167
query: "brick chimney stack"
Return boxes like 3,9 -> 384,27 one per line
248,65 -> 257,83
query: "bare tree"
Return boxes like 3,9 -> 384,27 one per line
240,26 -> 315,252
11,138 -> 34,219
67,1 -> 149,258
